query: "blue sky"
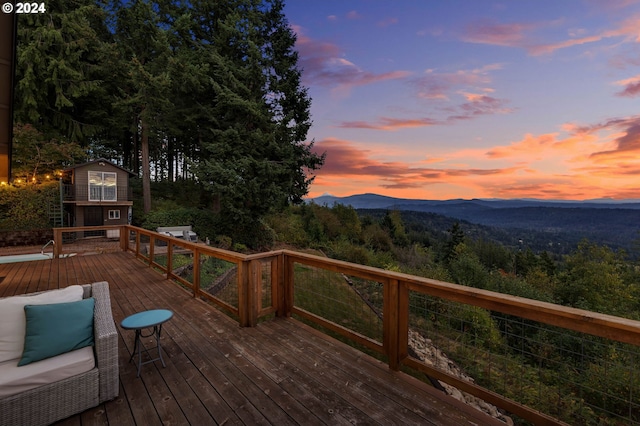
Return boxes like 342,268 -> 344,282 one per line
283,0 -> 640,200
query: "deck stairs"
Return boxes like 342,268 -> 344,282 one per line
48,202 -> 63,227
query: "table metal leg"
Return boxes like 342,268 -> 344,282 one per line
129,324 -> 167,377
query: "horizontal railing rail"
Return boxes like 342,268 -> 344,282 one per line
61,184 -> 133,202
52,225 -> 640,425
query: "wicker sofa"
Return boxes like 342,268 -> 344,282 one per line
0,282 -> 119,426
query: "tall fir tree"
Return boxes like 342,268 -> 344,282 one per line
111,0 -> 172,213
193,0 -> 324,244
14,0 -> 110,143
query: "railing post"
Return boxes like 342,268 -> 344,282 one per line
53,228 -> 62,258
192,249 -> 200,299
166,241 -> 173,280
275,253 -> 286,317
384,278 -> 400,370
247,259 -> 261,326
237,259 -> 260,327
281,252 -> 294,317
119,225 -> 127,252
148,235 -> 155,266
238,260 -> 250,327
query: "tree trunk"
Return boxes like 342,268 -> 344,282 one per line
141,113 -> 151,213
168,137 -> 174,181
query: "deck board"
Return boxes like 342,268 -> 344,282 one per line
0,251 -> 504,425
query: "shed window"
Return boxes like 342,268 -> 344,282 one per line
108,210 -> 120,220
89,171 -> 117,201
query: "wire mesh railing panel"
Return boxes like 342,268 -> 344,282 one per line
260,260 -> 272,312
138,233 -> 151,260
407,291 -> 640,425
164,243 -> 195,289
151,238 -> 172,269
199,254 -> 238,310
127,229 -> 137,252
292,262 -> 384,343
57,230 -> 120,255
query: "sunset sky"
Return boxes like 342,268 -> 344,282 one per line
283,1 -> 640,200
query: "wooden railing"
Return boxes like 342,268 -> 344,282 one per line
53,225 -> 640,425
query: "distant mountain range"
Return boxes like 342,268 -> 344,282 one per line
311,193 -> 640,211
310,194 -> 640,254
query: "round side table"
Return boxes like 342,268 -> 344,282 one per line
121,309 -> 173,377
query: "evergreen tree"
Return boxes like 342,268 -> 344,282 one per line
193,0 -> 323,244
443,222 -> 465,262
14,0 -> 110,142
111,0 -> 172,213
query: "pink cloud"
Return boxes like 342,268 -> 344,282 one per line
377,17 -> 399,28
292,26 -> 411,90
461,19 -> 536,47
460,14 -> 640,56
615,74 -> 640,97
338,117 -> 440,130
336,92 -> 512,131
590,120 -> 640,158
412,64 -> 502,100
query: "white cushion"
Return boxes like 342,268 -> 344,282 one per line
0,346 -> 95,398
0,286 -> 84,363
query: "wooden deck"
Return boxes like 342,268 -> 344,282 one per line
0,251 -> 503,425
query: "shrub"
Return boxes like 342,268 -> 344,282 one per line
0,182 -> 59,230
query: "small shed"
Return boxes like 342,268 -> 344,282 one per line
61,159 -> 135,231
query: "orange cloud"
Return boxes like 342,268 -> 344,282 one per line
486,133 -> 559,159
309,138 -> 523,197
307,115 -> 640,200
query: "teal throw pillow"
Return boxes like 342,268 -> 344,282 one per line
18,298 -> 95,366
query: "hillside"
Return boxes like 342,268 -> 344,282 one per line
313,194 -> 640,255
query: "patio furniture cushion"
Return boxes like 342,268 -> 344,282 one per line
18,298 -> 95,366
0,286 -> 84,363
0,346 -> 95,398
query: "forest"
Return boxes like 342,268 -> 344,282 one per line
10,0 -> 323,244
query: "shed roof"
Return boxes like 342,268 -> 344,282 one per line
63,158 -> 136,176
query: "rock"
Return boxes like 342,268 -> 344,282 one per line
408,329 -> 512,424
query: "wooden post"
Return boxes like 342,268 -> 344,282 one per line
53,228 -> 62,258
282,253 -> 294,317
248,259 -> 261,326
148,235 -> 155,266
192,250 -> 200,298
166,241 -> 173,280
384,278 -> 400,370
238,260 -> 250,327
272,256 -> 283,317
119,226 -> 127,252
